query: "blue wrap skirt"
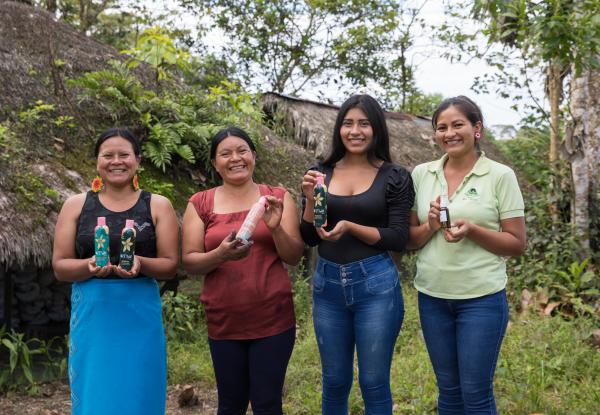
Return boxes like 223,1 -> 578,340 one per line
69,277 -> 167,415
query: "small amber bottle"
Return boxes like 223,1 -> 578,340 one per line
439,194 -> 451,228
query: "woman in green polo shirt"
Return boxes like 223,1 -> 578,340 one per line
408,95 -> 526,414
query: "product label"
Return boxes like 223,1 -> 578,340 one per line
440,211 -> 447,222
313,184 -> 327,227
119,228 -> 136,271
94,226 -> 110,267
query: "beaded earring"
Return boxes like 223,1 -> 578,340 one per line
91,176 -> 104,192
132,174 -> 139,191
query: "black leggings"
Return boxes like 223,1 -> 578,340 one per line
208,327 -> 296,415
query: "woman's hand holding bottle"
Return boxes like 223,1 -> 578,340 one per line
114,256 -> 142,278
218,231 -> 252,262
316,220 -> 349,241
301,170 -> 324,201
428,196 -> 443,233
88,256 -> 112,277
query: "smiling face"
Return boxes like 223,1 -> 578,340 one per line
434,105 -> 482,158
96,136 -> 140,188
339,107 -> 374,156
212,135 -> 256,185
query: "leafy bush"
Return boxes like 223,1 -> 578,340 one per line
162,292 -> 205,343
291,259 -> 312,339
498,125 -> 599,319
69,28 -> 264,180
0,327 -> 67,394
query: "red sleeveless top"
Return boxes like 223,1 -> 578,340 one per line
189,184 -> 296,340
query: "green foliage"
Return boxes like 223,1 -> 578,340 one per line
472,0 -> 600,74
70,47 -> 263,176
122,26 -> 191,83
18,101 -> 56,125
395,92 -> 444,118
0,328 -> 67,394
550,258 -> 599,319
291,259 -> 312,338
0,122 -> 25,163
184,0 -> 400,93
497,126 -> 551,188
498,124 -> 599,319
438,0 -> 600,118
140,176 -> 176,201
162,292 -> 205,343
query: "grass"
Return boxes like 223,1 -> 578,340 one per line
168,278 -> 600,414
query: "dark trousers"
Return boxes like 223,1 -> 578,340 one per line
208,326 -> 295,415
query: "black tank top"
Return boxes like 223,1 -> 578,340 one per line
75,190 -> 157,279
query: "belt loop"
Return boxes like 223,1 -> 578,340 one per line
359,261 -> 368,277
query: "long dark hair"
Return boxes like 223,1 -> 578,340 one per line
322,94 -> 391,167
94,127 -> 141,157
432,95 -> 484,153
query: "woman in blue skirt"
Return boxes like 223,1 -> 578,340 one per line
52,128 -> 179,415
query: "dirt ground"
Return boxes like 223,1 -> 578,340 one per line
0,381 -> 222,415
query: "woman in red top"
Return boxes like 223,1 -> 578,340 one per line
182,126 -> 304,415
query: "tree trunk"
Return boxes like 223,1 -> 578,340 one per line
547,61 -> 562,163
566,66 -> 600,254
79,0 -> 89,33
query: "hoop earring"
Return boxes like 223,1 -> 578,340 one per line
132,174 -> 139,191
91,176 -> 104,192
475,131 -> 481,139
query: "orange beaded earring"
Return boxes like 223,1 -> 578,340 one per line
132,174 -> 139,191
91,176 -> 104,192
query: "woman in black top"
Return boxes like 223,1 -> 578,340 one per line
52,128 -> 178,414
300,94 -> 414,414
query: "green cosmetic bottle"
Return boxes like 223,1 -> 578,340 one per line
313,175 -> 328,228
119,219 -> 136,271
94,217 -> 110,267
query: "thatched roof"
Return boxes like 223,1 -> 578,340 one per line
0,1 -> 123,116
262,92 -> 511,170
0,164 -> 87,269
0,1 -> 122,269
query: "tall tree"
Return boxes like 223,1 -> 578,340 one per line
566,67 -> 600,251
469,0 -> 600,163
441,0 -> 600,255
180,0 -> 401,95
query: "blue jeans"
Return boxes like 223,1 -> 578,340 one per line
418,290 -> 509,415
312,253 -> 404,415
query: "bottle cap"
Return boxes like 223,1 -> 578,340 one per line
97,217 -> 106,226
440,194 -> 449,207
125,219 -> 135,228
316,176 -> 324,186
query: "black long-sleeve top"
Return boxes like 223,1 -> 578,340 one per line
300,162 -> 415,264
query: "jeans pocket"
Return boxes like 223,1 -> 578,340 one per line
366,269 -> 398,295
312,272 -> 325,293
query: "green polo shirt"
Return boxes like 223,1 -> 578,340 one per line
411,153 -> 524,299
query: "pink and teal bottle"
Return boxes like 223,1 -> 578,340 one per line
236,196 -> 267,244
94,217 -> 110,267
313,175 -> 328,227
119,219 -> 136,271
